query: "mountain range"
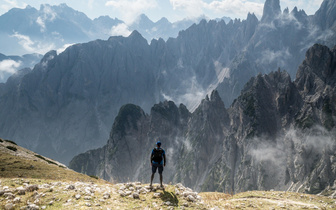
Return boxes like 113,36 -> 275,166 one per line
70,43 -> 336,193
0,3 -> 225,56
0,0 -> 335,166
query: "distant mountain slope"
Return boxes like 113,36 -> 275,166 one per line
70,44 -> 336,194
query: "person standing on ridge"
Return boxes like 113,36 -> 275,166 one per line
150,141 -> 166,189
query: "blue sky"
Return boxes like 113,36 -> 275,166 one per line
0,0 -> 323,23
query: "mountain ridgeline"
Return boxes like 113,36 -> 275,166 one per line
70,44 -> 336,193
0,3 -> 207,55
0,0 -> 336,164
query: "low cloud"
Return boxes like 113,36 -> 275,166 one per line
161,75 -> 207,112
57,43 -> 75,54
0,59 -> 21,81
11,32 -> 55,54
0,59 -> 21,74
249,126 -> 336,165
36,4 -> 57,32
259,48 -> 291,67
105,0 -> 157,24
110,23 -> 132,37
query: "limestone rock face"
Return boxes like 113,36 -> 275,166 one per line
1,0 -> 336,165
70,44 -> 336,194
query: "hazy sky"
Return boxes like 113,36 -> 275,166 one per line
0,0 -> 324,23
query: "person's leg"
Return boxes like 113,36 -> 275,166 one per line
160,174 -> 163,187
150,164 -> 157,187
150,173 -> 154,187
158,165 -> 164,188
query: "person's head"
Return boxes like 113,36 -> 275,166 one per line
156,141 -> 161,148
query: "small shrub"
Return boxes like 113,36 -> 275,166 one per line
5,140 -> 17,145
35,154 -> 58,165
0,139 -> 3,143
45,159 -> 58,165
6,146 -> 17,152
89,175 -> 99,179
35,154 -> 46,161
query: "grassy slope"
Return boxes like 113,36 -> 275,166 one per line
0,138 -> 335,209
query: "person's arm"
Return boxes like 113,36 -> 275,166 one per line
150,150 -> 153,166
163,152 -> 166,167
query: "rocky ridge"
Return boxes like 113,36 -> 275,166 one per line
0,137 -> 335,209
0,179 -> 204,210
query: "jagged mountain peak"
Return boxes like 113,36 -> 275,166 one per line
295,44 -> 336,94
156,17 -> 170,24
261,0 -> 281,22
111,104 -> 146,136
209,90 -> 222,102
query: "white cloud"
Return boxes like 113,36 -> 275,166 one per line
170,0 -> 205,19
105,0 -> 158,24
88,0 -> 94,9
207,0 -> 263,19
57,43 -> 75,54
161,75 -> 207,112
0,59 -> 21,74
0,59 -> 22,81
0,0 -> 27,12
36,4 -> 57,32
259,48 -> 291,67
110,23 -> 132,37
169,0 -> 263,20
11,32 -> 55,54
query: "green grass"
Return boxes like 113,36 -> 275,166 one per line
1,138 -> 335,210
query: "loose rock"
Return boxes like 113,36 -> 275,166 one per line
5,203 -> 14,210
75,194 -> 81,200
26,185 -> 38,192
103,193 -> 110,199
133,192 -> 140,199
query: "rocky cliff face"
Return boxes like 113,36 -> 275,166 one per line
70,44 -> 336,194
1,0 -> 336,165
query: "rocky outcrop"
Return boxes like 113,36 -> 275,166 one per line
70,44 -> 336,194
